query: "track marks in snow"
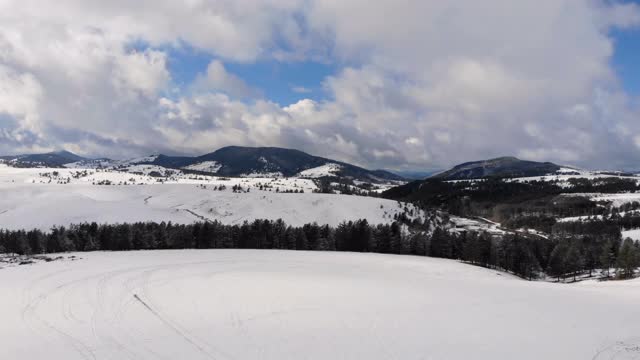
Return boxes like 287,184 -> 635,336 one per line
592,337 -> 640,360
133,293 -> 224,360
182,209 -> 214,223
8,251 -> 640,360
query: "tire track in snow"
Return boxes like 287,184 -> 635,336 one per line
592,337 -> 640,360
22,273 -> 99,360
137,262 -> 244,360
133,293 -> 222,360
182,209 -> 214,223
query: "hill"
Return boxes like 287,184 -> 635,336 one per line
138,146 -> 405,183
0,146 -> 405,184
0,150 -> 86,167
3,250 -> 639,360
432,156 -> 562,180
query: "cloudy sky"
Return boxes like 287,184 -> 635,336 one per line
1,0 -> 640,171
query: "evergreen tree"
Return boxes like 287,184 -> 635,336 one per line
616,238 -> 639,279
547,241 -> 568,281
564,241 -> 584,282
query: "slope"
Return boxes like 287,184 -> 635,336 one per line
2,250 -> 639,360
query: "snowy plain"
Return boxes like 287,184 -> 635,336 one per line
0,165 -> 415,230
1,250 -> 640,360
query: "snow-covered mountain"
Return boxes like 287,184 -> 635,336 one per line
0,150 -> 86,168
431,156 -> 563,180
1,147 -> 405,184
135,146 -> 405,183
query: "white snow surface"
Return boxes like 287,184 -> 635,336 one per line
1,250 -> 640,360
623,229 -> 640,241
182,161 -> 222,173
297,163 -> 343,178
126,155 -> 159,164
559,193 -> 640,208
0,166 -> 411,230
449,216 -> 507,235
590,193 -> 640,207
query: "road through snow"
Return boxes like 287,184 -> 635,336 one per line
2,250 -> 640,359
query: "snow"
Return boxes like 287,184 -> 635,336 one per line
1,250 -> 640,359
124,164 -> 179,176
464,169 -> 640,188
240,171 -> 283,178
449,216 -> 507,235
298,163 -> 342,178
0,165 -> 415,230
64,159 -> 119,169
623,229 -> 640,241
590,193 -> 640,207
127,155 -> 159,164
558,193 -> 640,208
556,167 -> 582,174
182,161 -> 222,173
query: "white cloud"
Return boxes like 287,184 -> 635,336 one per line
0,65 -> 42,130
192,60 -> 259,98
113,50 -> 170,98
0,0 -> 639,171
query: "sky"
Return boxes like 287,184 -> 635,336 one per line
1,1 -> 640,171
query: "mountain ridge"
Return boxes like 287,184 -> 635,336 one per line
431,156 -> 562,180
0,146 -> 406,184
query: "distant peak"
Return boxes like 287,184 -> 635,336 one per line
488,156 -> 519,162
49,150 -> 78,156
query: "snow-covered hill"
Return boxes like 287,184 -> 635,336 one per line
2,250 -> 640,360
0,165 -> 418,230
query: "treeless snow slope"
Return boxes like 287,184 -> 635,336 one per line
0,183 -> 409,230
1,250 -> 639,360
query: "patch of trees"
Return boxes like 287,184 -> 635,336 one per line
384,177 -> 640,233
2,217 -> 637,281
313,178 -> 379,196
503,215 -> 557,234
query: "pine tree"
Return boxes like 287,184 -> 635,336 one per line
616,238 -> 639,279
547,242 -> 568,281
599,239 -> 616,278
564,241 -> 584,282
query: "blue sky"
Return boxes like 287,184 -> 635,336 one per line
167,45 -> 337,105
4,0 -> 640,170
164,23 -> 640,106
612,26 -> 640,95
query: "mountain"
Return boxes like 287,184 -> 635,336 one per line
0,146 -> 405,183
137,146 -> 406,183
0,150 -> 86,167
431,156 -> 562,180
390,170 -> 442,180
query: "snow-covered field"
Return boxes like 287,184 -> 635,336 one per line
1,250 -> 639,360
512,168 -> 640,184
298,163 -> 342,178
623,229 -> 640,241
449,216 -> 507,236
0,165 -> 416,230
449,168 -> 640,188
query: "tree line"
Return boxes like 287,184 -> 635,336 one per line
384,177 -> 640,229
1,218 -> 638,281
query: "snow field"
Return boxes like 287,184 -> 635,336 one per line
0,183 -> 415,230
0,165 -> 422,230
1,250 -> 640,359
298,163 -> 343,178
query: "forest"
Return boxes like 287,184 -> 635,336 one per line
384,177 -> 640,232
1,217 -> 638,281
